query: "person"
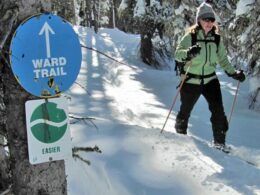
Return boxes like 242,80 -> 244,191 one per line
174,2 -> 245,149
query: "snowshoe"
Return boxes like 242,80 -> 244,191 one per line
212,143 -> 231,154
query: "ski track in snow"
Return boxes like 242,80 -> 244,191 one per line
66,27 -> 260,195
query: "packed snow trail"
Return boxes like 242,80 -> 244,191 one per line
66,120 -> 260,195
65,27 -> 260,195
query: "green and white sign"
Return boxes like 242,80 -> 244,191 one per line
25,97 -> 71,164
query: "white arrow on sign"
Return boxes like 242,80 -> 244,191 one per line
39,22 -> 55,58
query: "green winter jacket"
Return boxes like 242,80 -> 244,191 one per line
175,27 -> 236,85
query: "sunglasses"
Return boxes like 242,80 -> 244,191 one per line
202,18 -> 215,23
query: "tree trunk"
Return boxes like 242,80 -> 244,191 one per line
140,33 -> 153,65
1,1 -> 68,194
92,0 -> 99,33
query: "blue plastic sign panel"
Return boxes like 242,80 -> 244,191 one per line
25,97 -> 72,164
10,13 -> 82,97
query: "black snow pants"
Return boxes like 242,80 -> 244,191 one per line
175,78 -> 228,144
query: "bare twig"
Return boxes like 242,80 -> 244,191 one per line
0,50 -> 11,68
73,145 -> 102,153
0,143 -> 8,147
0,8 -> 19,49
72,153 -> 91,165
249,87 -> 260,110
74,81 -> 91,96
72,145 -> 102,166
69,114 -> 98,130
80,44 -> 128,66
0,185 -> 12,195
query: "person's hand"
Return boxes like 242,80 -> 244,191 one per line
187,44 -> 201,60
175,60 -> 185,75
231,70 -> 246,82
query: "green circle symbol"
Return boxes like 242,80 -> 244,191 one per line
30,102 -> 67,143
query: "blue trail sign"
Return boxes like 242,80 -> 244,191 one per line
10,13 -> 82,97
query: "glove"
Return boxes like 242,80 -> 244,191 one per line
175,60 -> 185,75
230,70 -> 246,82
187,44 -> 201,60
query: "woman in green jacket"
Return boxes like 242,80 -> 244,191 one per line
174,2 -> 245,149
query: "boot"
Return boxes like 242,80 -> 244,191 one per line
211,115 -> 228,145
213,141 -> 231,153
212,130 -> 228,152
175,118 -> 188,135
176,128 -> 187,134
213,130 -> 226,146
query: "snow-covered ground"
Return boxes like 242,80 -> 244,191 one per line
65,27 -> 260,195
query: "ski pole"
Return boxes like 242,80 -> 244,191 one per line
228,80 -> 240,124
160,61 -> 192,133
